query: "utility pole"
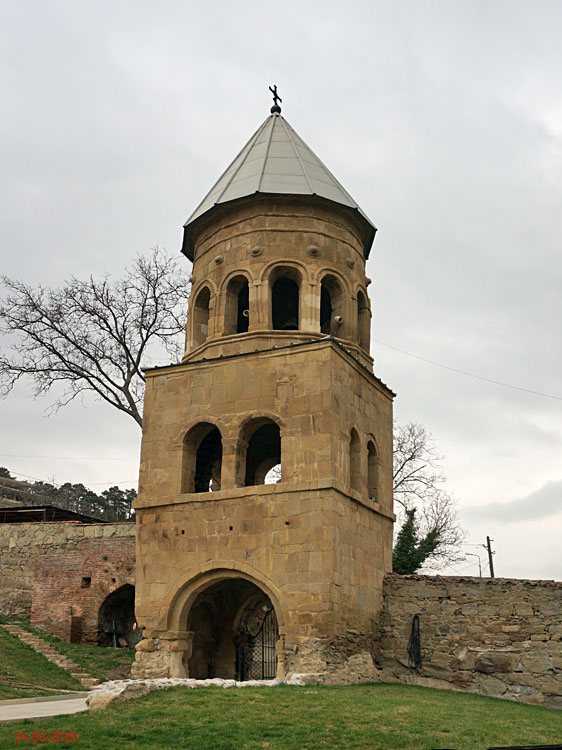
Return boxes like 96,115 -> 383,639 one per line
485,536 -> 495,578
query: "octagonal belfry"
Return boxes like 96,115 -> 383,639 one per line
132,102 -> 395,682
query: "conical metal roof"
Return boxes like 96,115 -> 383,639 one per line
181,112 -> 376,260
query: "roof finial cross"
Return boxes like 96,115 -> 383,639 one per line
269,85 -> 282,114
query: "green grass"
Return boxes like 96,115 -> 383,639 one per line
0,617 -> 134,683
1,684 -> 561,749
0,627 -> 81,699
16,622 -> 134,682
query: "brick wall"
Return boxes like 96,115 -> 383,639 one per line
378,574 -> 562,709
31,535 -> 136,643
0,522 -> 135,625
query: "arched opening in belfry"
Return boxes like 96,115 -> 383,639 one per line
357,290 -> 370,351
238,419 -> 282,487
349,428 -> 361,493
320,274 -> 344,335
192,286 -> 211,347
182,423 -> 223,493
97,584 -> 137,648
367,439 -> 379,502
271,277 -> 299,331
186,578 -> 279,680
224,276 -> 249,335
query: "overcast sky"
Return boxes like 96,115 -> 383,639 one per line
1,0 -> 560,580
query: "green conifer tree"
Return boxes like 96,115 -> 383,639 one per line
392,508 -> 440,574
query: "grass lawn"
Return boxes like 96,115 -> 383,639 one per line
0,627 -> 81,699
0,617 -> 134,683
1,683 -> 561,749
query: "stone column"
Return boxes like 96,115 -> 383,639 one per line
160,631 -> 194,678
301,282 -> 319,332
207,293 -> 218,339
131,630 -> 193,679
220,438 -> 238,491
248,281 -> 266,331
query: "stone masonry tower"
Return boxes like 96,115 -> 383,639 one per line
132,98 -> 395,682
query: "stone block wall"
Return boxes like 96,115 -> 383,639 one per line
378,574 -> 562,709
0,522 -> 135,623
134,482 -> 391,677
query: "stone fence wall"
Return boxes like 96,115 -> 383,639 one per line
378,574 -> 562,709
0,521 -> 135,618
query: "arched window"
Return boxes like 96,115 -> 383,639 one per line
320,275 -> 344,335
193,287 -> 211,348
349,429 -> 361,493
238,418 -> 281,487
272,277 -> 299,331
182,422 -> 223,493
224,276 -> 249,335
357,291 -> 370,351
367,439 -> 379,502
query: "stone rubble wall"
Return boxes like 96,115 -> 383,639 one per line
0,522 -> 135,618
283,631 -> 379,685
378,574 -> 562,709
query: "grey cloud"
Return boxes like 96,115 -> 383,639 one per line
467,480 -> 562,523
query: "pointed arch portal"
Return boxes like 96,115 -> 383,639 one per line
185,578 -> 279,680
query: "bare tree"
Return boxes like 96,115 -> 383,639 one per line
393,421 -> 464,569
0,248 -> 190,427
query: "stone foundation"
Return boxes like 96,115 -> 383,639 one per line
132,628 -> 378,685
283,631 -> 378,685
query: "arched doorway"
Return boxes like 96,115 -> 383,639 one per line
98,584 -> 136,648
186,578 -> 279,680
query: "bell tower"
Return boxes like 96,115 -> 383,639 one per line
132,97 -> 395,682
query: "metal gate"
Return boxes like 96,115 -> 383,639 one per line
236,608 -> 278,681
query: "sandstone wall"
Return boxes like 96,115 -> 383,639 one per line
0,522 -> 135,620
378,574 -> 562,709
184,197 -> 374,369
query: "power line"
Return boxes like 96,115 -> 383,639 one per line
373,339 -> 562,401
441,561 -> 481,575
7,470 -> 137,488
0,453 -> 137,461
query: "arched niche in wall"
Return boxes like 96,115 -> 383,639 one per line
320,273 -> 345,336
269,266 -> 301,331
356,290 -> 370,351
192,286 -> 211,348
349,428 -> 361,493
237,417 -> 282,487
182,422 -> 223,493
367,438 -> 379,502
224,275 -> 250,335
97,584 -> 136,648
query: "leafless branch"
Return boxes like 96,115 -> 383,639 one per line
0,247 -> 191,427
393,421 -> 465,568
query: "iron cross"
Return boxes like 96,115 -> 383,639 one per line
269,85 -> 282,107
